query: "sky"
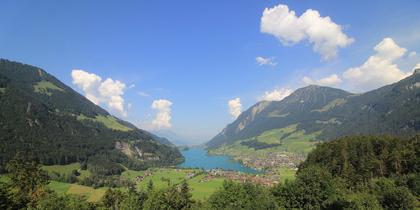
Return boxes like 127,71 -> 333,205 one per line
1,0 -> 420,144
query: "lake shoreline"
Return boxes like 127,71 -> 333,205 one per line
177,148 -> 260,174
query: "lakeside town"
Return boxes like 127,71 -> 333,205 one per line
239,152 -> 305,171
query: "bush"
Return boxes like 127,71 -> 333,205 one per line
371,177 -> 416,210
325,192 -> 381,210
209,181 -> 277,210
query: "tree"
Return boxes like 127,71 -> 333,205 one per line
325,192 -> 381,210
371,178 -> 416,210
177,180 -> 193,209
119,190 -> 148,210
5,153 -> 50,209
143,183 -> 195,210
102,189 -> 125,209
0,181 -> 11,209
31,193 -> 92,210
142,189 -> 168,210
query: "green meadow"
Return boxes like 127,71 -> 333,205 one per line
48,181 -> 108,202
2,164 -> 227,202
42,162 -> 91,179
122,168 -> 224,200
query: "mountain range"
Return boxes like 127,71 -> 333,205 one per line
207,69 -> 420,149
0,59 -> 183,172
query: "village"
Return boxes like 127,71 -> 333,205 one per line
234,152 -> 305,171
201,169 -> 281,187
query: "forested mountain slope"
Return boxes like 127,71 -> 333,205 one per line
0,59 -> 183,172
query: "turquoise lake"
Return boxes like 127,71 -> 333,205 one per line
178,148 -> 259,173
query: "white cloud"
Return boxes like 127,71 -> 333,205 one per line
302,74 -> 342,87
228,98 -> 242,119
260,88 -> 293,101
151,99 -> 173,129
71,70 -> 102,104
138,91 -> 150,97
343,37 -> 411,91
98,78 -> 126,115
256,56 -> 277,66
260,4 -> 354,60
409,51 -> 417,58
71,69 -> 127,116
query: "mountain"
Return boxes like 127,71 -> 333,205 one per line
0,59 -> 183,172
150,133 -> 176,147
207,69 -> 420,149
154,130 -> 191,146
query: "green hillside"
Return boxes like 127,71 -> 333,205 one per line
0,59 -> 183,173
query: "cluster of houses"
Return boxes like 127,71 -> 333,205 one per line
240,153 -> 304,170
201,169 -> 280,187
135,171 -> 153,182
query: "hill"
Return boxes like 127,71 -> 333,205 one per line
0,59 -> 183,172
207,69 -> 420,150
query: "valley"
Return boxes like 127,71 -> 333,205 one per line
20,147 -> 295,202
2,1 -> 420,208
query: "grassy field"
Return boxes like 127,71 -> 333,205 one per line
33,80 -> 64,96
48,181 -> 107,202
42,163 -> 91,179
276,167 -> 297,183
77,114 -> 132,131
133,168 -> 197,189
188,174 -> 225,200
122,168 -> 224,200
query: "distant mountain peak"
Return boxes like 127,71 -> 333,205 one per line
285,85 -> 352,106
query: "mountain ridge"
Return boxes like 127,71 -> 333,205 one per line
207,69 -> 420,149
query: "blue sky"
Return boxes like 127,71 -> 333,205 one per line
1,0 -> 420,144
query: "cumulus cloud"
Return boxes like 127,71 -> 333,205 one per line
71,70 -> 127,116
260,88 -> 293,101
343,37 -> 411,91
256,56 -> 277,66
302,74 -> 342,87
151,99 -> 173,129
260,4 -> 354,60
409,51 -> 417,58
228,98 -> 242,119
